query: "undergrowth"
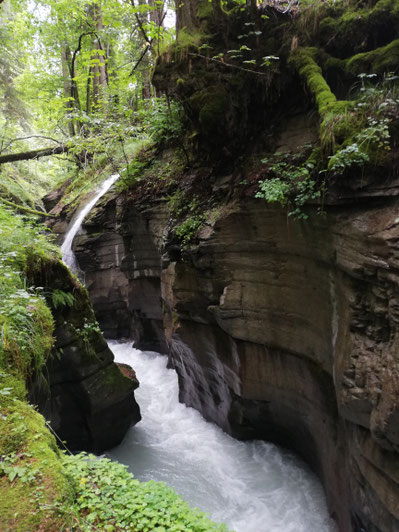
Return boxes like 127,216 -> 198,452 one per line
0,156 -> 69,209
0,205 -> 58,380
62,453 -> 230,531
256,74 -> 398,216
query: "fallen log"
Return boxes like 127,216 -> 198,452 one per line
0,145 -> 68,164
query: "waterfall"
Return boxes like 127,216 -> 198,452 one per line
61,174 -> 119,273
107,342 -> 336,532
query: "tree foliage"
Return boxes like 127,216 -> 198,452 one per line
0,0 -> 175,175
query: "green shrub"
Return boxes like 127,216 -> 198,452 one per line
175,215 -> 205,246
139,97 -> 185,146
62,453 -> 230,531
256,159 -> 320,219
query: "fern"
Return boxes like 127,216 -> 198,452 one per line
51,290 -> 75,309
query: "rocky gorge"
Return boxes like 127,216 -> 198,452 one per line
49,154 -> 396,532
41,0 -> 399,529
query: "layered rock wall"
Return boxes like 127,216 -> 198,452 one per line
73,191 -> 399,531
74,194 -> 169,351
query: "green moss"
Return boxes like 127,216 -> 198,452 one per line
197,0 -> 213,19
316,0 -> 399,57
0,207 -> 59,380
289,47 -> 337,117
0,400 -> 73,531
0,205 -> 75,530
189,85 -> 229,135
346,38 -> 399,74
323,55 -> 347,71
320,102 -> 358,152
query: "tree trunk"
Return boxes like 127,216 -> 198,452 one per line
175,0 -> 200,34
61,45 -> 75,136
0,145 -> 68,164
89,3 -> 108,110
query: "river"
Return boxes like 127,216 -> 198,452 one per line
107,341 -> 336,532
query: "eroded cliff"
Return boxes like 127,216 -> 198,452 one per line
71,176 -> 398,531
52,1 -> 399,529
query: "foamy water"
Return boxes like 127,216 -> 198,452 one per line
107,342 -> 336,532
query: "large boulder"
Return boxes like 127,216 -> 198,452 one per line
28,259 -> 141,453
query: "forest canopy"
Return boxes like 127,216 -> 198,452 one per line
0,0 -> 175,198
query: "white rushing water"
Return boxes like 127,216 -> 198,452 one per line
107,342 -> 336,532
61,174 -> 119,272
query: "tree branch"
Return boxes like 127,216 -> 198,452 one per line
0,135 -> 62,154
70,32 -> 97,80
0,145 -> 69,165
128,10 -> 166,76
188,52 -> 268,76
129,44 -> 151,76
0,198 -> 58,218
130,0 -> 152,44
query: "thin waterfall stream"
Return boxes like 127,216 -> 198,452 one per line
61,177 -> 336,532
61,174 -> 119,272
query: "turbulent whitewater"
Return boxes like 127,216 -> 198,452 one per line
107,342 -> 336,532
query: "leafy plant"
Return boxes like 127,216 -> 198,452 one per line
328,142 -> 369,172
140,97 -> 185,147
175,215 -> 205,247
256,160 -> 320,219
73,317 -> 102,351
62,453 -> 230,532
168,192 -> 206,247
328,116 -> 391,172
50,289 -> 75,309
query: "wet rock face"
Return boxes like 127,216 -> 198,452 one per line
162,201 -> 399,532
73,194 -> 169,352
28,260 -> 141,454
71,189 -> 399,531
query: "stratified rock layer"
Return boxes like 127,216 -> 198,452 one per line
74,194 -> 169,352
73,189 -> 399,531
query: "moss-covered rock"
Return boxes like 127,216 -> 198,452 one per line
346,38 -> 399,74
26,258 -> 141,453
0,398 -> 73,531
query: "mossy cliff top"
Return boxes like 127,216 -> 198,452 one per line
153,0 -> 399,172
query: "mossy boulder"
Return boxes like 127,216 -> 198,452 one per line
28,258 -> 141,453
0,397 -> 73,531
346,38 -> 399,74
316,0 -> 399,58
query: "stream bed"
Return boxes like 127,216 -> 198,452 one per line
107,341 -> 336,532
